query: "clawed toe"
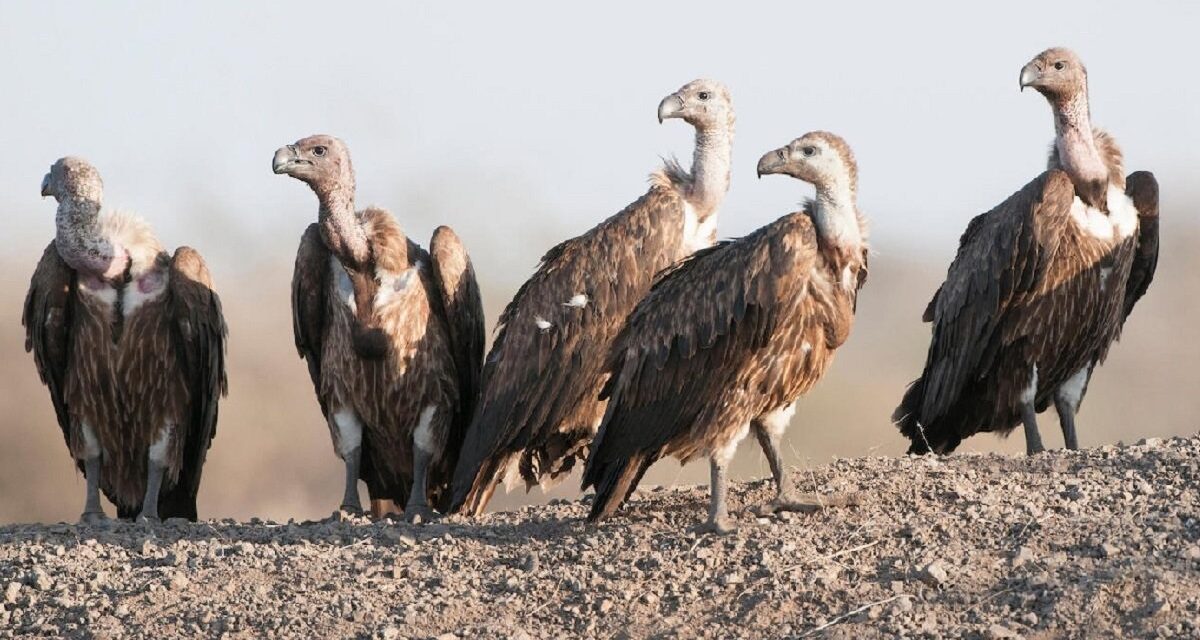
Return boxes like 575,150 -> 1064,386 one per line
402,506 -> 439,524
694,517 -> 737,535
751,497 -> 822,517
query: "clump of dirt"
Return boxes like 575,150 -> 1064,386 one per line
2,436 -> 1199,639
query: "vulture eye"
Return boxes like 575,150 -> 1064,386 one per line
1054,61 -> 1065,70
697,91 -> 711,101
312,146 -> 327,157
802,146 -> 816,157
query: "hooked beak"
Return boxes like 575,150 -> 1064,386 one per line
272,146 -> 302,174
756,147 -> 790,179
657,93 -> 684,124
1019,62 -> 1041,92
40,173 -> 51,198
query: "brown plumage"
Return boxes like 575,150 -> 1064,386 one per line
276,135 -> 484,520
583,132 -> 869,532
24,157 -> 227,522
895,48 -> 1158,455
450,80 -> 735,516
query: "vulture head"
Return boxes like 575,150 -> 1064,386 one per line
1020,47 -> 1087,103
657,79 -> 734,131
41,156 -> 104,203
756,131 -> 857,192
273,135 -> 355,192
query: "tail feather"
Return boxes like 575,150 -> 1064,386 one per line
586,453 -> 653,522
451,453 -> 506,516
893,377 -> 936,454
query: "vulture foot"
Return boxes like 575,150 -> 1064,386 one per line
694,516 -> 737,536
78,510 -> 108,526
136,514 -> 161,525
402,505 -> 440,525
750,496 -> 822,517
751,491 -> 862,517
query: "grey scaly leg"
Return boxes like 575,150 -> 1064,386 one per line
1054,365 -> 1088,451
749,421 -> 819,516
697,458 -> 735,534
403,447 -> 438,524
80,456 -> 107,525
1021,402 -> 1046,456
1055,397 -> 1080,450
137,460 -> 165,523
340,446 -> 364,515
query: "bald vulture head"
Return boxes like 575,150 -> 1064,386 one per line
657,79 -> 734,131
42,157 -> 104,203
1020,47 -> 1088,105
273,135 -> 355,193
756,131 -> 858,194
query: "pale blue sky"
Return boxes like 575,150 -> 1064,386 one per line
1,0 -> 1196,282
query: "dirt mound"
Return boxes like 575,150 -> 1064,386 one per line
2,436 -> 1198,639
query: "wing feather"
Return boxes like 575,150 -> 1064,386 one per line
22,241 -> 78,467
292,224 -> 331,414
159,247 -> 228,520
1121,171 -> 1159,318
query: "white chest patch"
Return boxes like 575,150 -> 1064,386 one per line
77,280 -> 119,307
123,271 -> 169,317
534,316 -> 553,332
682,202 -> 718,254
1069,185 -> 1139,242
375,261 -> 421,309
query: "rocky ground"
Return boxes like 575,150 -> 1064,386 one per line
1,436 -> 1199,639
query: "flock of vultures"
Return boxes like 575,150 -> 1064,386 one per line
21,47 -> 1159,533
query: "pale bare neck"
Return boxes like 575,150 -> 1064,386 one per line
686,125 -> 733,220
55,193 -> 127,279
314,178 -> 370,268
1051,92 -> 1107,188
811,177 -> 863,251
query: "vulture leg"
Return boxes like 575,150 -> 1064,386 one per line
1021,403 -> 1046,456
696,458 -> 736,535
1054,365 -> 1089,451
402,447 -> 438,523
749,418 -> 817,516
80,455 -> 107,525
339,446 -> 364,516
137,460 -> 165,523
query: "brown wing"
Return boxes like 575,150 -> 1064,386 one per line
451,185 -> 686,511
292,223 -> 331,413
894,171 -> 1075,447
158,247 -> 228,520
582,214 -> 817,518
22,241 -> 79,468
1121,171 -> 1159,318
429,226 -> 486,424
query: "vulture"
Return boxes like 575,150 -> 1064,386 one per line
893,47 -> 1159,455
583,132 -> 870,533
275,135 -> 484,521
24,157 -> 227,523
450,79 -> 736,516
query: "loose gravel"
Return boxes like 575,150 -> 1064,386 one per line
2,436 -> 1199,639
